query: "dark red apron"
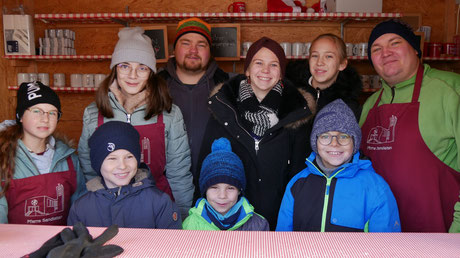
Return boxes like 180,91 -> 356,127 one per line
5,157 -> 77,225
361,65 -> 460,232
98,113 -> 173,200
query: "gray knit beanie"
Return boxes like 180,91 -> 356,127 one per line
310,99 -> 361,155
110,27 -> 157,73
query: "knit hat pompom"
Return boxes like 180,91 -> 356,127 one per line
244,36 -> 287,77
16,81 -> 61,123
368,19 -> 421,64
310,99 -> 361,155
110,27 -> 157,73
89,121 -> 141,175
174,17 -> 212,47
199,138 -> 246,196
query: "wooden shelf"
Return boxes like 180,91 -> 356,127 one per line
423,56 -> 460,61
8,86 -> 97,93
240,55 -> 368,60
35,12 -> 402,24
3,55 -> 111,60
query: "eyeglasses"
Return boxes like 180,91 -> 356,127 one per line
116,63 -> 151,77
27,107 -> 61,120
318,133 -> 352,146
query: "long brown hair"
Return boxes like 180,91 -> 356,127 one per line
0,124 -> 22,197
96,67 -> 172,120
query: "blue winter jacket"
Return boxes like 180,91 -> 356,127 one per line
276,152 -> 401,232
67,169 -> 182,229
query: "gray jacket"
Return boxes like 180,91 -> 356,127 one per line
77,92 -> 194,217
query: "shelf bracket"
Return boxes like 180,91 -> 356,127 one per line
340,19 -> 350,39
111,6 -> 130,27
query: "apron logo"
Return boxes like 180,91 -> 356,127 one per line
24,184 -> 65,217
367,115 -> 397,144
107,142 -> 115,152
141,137 -> 151,164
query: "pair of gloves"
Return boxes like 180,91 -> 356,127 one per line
24,222 -> 124,258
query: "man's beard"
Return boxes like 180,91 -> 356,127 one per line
177,55 -> 206,73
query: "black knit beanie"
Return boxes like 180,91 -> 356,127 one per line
89,121 -> 141,175
244,36 -> 287,77
16,81 -> 61,123
368,19 -> 421,65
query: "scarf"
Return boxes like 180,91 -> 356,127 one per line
109,79 -> 147,114
204,198 -> 244,230
237,79 -> 283,138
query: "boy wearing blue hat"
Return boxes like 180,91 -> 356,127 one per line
277,99 -> 401,232
183,138 -> 269,231
68,121 -> 181,229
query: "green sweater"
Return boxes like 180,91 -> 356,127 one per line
360,64 -> 460,172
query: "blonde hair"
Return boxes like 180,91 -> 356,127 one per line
310,33 -> 347,62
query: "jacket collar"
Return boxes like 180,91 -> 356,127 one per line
210,74 -> 314,130
305,152 -> 372,178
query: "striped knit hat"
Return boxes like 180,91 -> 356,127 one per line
174,18 -> 212,47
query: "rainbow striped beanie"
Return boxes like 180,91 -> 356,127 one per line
174,17 -> 211,47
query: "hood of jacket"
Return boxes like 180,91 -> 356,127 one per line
305,151 -> 373,179
209,74 -> 315,131
85,167 -> 152,192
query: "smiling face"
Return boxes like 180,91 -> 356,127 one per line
174,33 -> 211,73
116,62 -> 151,96
309,37 -> 347,90
100,149 -> 138,188
370,33 -> 420,86
245,47 -> 281,101
21,103 -> 58,145
206,183 -> 240,216
316,131 -> 354,169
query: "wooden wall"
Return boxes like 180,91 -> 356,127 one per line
1,0 -> 458,143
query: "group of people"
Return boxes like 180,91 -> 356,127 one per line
0,18 -> 459,234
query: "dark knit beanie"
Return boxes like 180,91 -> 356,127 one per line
368,19 -> 421,64
199,138 -> 246,196
89,121 -> 141,175
310,99 -> 361,155
16,81 -> 61,123
244,37 -> 287,77
174,18 -> 212,47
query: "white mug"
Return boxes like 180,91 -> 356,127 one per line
345,43 -> 354,57
29,73 -> 38,82
360,75 -> 370,89
370,75 -> 381,89
358,42 -> 368,57
292,42 -> 304,56
352,44 -> 359,56
94,74 -> 107,88
419,26 -> 431,42
38,73 -> 50,86
54,73 -> 65,87
83,74 -> 95,88
70,73 -> 83,87
304,42 -> 312,56
17,73 -> 30,85
242,42 -> 252,56
280,42 -> 292,56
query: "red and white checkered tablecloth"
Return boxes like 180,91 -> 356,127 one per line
0,224 -> 459,257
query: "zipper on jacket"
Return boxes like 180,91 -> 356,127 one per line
390,87 -> 395,104
126,113 -> 131,123
315,88 -> 321,104
254,139 -> 260,154
216,95 -> 264,155
319,167 -> 345,232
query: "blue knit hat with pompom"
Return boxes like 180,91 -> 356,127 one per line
199,138 -> 246,196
